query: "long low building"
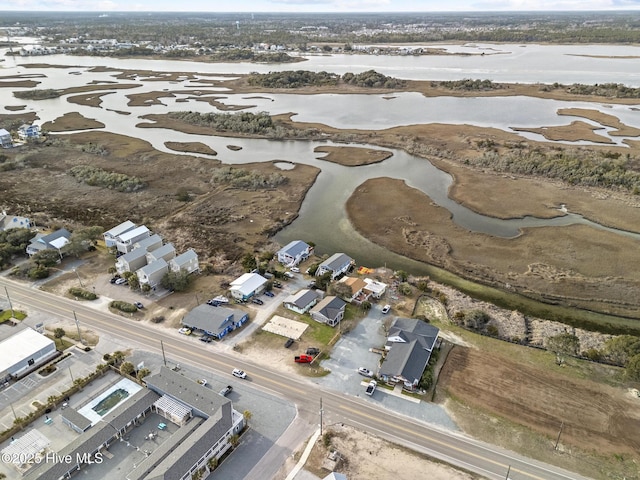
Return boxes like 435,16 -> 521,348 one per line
0,326 -> 58,383
181,304 -> 249,339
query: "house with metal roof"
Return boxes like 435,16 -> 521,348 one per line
115,225 -> 150,253
181,304 -> 249,339
363,278 -> 387,299
283,289 -> 320,314
115,247 -> 148,274
310,295 -> 347,327
276,240 -> 312,267
229,272 -> 268,301
26,228 -> 71,257
136,258 -> 168,288
338,276 -> 369,303
17,123 -> 41,140
146,242 -> 175,263
0,211 -> 31,231
0,128 -> 13,148
315,253 -> 354,279
378,318 -> 440,391
132,233 -> 163,252
169,248 -> 199,275
103,220 -> 136,247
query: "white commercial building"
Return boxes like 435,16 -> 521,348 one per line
0,327 -> 57,382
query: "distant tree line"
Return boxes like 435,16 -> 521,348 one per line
472,149 -> 640,194
247,69 -> 405,89
168,111 -> 275,135
209,49 -> 297,63
431,79 -> 504,91
540,82 -> 640,99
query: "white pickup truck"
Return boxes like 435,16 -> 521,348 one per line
365,380 -> 377,396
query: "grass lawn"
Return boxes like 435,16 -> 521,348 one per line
0,310 -> 27,323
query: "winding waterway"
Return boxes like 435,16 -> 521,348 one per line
2,46 -> 640,296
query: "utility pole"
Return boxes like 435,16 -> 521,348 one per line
74,268 -> 84,288
73,311 -> 83,345
68,367 -> 74,383
505,465 -> 511,479
160,340 -> 167,366
4,286 -> 14,318
554,421 -> 564,451
320,397 -> 323,436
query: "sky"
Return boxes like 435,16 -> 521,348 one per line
2,0 -> 640,12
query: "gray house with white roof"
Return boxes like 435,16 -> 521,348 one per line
26,228 -> 71,257
116,225 -> 150,253
379,318 -> 440,391
103,220 -> 136,247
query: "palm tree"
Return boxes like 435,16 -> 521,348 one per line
54,328 -> 66,348
243,410 -> 252,426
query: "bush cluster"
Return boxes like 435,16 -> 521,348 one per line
168,111 -> 274,135
69,165 -> 146,192
109,300 -> 138,313
473,149 -> 640,193
13,88 -> 61,100
248,70 -> 340,88
212,166 -> 288,189
68,287 -> 98,300
342,70 -> 406,88
431,79 -> 502,91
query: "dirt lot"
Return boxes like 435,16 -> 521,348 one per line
293,424 -> 480,480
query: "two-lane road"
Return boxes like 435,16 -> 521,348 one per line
0,277 -> 591,480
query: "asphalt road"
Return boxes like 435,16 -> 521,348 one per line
0,277 -> 592,480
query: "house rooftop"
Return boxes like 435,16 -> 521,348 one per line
118,225 -> 149,243
284,289 -> 319,309
278,240 -> 310,257
138,258 -> 168,276
181,304 -> 245,335
319,253 -> 353,271
104,220 -> 136,238
172,248 -> 197,266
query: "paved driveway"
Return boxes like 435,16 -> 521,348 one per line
316,305 -> 458,431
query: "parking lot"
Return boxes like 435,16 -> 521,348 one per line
315,305 -> 458,431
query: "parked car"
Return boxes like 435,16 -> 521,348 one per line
178,327 -> 192,336
264,290 -> 275,298
306,347 -> 320,356
134,302 -> 144,309
294,354 -> 314,363
219,385 -> 233,397
207,299 -> 221,307
290,267 -> 300,273
251,298 -> 264,305
232,368 -> 247,379
196,379 -> 208,387
199,336 -> 213,343
110,276 -> 118,284
365,380 -> 377,396
284,338 -> 294,348
115,277 -> 127,285
272,281 -> 283,288
381,304 -> 391,314
358,367 -> 374,378
284,271 -> 294,278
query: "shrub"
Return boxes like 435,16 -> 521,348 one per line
68,287 -> 98,300
69,165 -> 145,192
109,301 -> 138,313
151,316 -> 165,323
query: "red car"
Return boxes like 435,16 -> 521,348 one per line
294,354 -> 314,363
